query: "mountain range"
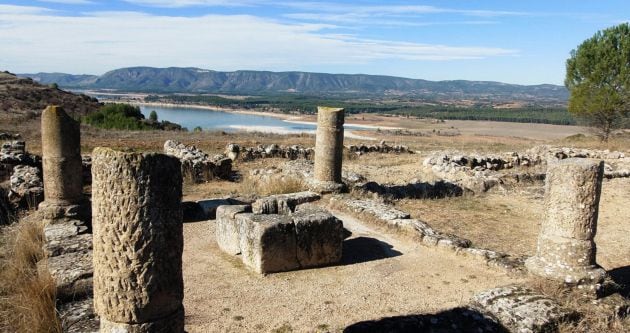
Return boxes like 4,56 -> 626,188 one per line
20,67 -> 568,103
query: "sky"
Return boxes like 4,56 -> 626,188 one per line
0,1 -> 628,85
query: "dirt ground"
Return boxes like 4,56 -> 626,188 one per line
181,210 -> 521,332
2,114 -> 629,331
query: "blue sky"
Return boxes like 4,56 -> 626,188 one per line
0,1 -> 628,84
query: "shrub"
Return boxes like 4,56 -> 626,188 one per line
83,103 -> 148,130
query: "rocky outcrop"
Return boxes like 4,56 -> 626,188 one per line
164,140 -> 232,183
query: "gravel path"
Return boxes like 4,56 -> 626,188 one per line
182,210 -> 521,332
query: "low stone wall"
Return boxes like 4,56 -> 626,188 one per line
231,143 -> 315,161
347,141 -> 413,155
164,140 -> 232,183
8,165 -> 43,210
0,140 -> 41,181
329,196 -> 526,273
422,146 -> 629,193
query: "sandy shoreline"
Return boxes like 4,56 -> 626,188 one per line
130,101 -> 298,120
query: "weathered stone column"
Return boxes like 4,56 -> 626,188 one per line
525,158 -> 606,288
311,106 -> 345,193
39,105 -> 84,218
92,148 -> 184,332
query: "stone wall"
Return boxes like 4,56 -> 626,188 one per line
164,140 -> 232,183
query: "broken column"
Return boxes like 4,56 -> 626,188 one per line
525,158 -> 606,287
91,148 -> 184,332
311,106 -> 346,193
39,105 -> 84,218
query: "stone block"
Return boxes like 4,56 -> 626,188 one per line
215,204 -> 251,255
292,204 -> 343,268
237,213 -> 299,274
38,251 -> 93,301
59,298 -> 100,333
252,191 -> 320,215
471,285 -> 577,333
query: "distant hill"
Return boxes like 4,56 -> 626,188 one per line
20,67 -> 568,103
0,71 -> 101,119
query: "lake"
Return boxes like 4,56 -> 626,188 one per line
139,105 -> 377,138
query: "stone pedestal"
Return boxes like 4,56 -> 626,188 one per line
38,105 -> 84,219
311,107 -> 346,193
91,148 -> 184,332
525,158 -> 606,287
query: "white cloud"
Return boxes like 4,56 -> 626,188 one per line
0,11 -> 517,74
37,0 -> 95,4
0,4 -> 55,14
122,0 -> 262,7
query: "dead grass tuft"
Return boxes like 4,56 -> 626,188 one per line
241,176 -> 306,196
528,278 -> 630,333
0,214 -> 61,333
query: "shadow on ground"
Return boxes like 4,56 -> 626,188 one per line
609,265 -> 630,298
355,180 -> 465,199
343,307 -> 509,333
341,236 -> 402,265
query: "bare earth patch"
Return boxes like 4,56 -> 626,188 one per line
182,211 -> 521,332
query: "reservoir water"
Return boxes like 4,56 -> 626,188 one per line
139,105 -> 375,137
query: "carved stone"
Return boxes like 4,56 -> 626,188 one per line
525,158 -> 607,286
91,148 -> 184,331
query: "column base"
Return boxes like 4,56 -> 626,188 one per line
307,180 -> 346,194
39,199 -> 90,221
99,307 -> 185,333
525,256 -> 606,288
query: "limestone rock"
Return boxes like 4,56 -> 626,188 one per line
471,285 -> 577,333
216,205 -> 252,255
525,158 -> 606,286
8,164 -> 44,209
313,107 -> 344,191
292,204 -> 343,268
44,222 -> 92,256
164,139 -> 232,183
252,191 -> 320,215
59,298 -> 100,333
237,213 -> 299,274
92,148 -> 184,326
337,198 -> 410,221
38,251 -> 93,301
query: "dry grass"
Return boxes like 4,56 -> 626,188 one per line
0,214 -> 61,333
528,278 -> 630,333
240,175 -> 306,196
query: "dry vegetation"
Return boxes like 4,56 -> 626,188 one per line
0,115 -> 628,332
0,213 -> 60,333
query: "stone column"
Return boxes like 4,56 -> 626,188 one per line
92,148 -> 184,332
311,106 -> 345,193
525,158 -> 606,287
39,105 -> 84,218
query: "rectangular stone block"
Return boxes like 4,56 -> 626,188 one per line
292,204 -> 343,268
38,251 -> 93,301
237,213 -> 299,274
215,205 -> 251,255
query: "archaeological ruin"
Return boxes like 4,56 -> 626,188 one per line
525,158 -> 607,288
38,105 -> 85,219
310,106 -> 346,193
92,148 -> 185,332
